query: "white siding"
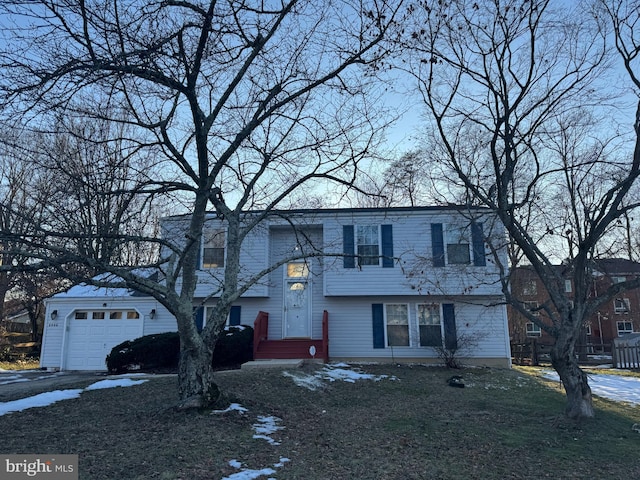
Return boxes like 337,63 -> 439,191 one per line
322,210 -> 505,298
325,295 -> 509,362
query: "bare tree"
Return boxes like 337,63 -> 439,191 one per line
0,1 -> 401,408
401,0 -> 640,419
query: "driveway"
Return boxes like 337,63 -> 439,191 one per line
0,370 -> 111,402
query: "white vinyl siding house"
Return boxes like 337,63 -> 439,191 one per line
40,206 -> 511,370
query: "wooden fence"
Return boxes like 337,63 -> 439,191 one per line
511,340 -> 612,367
612,344 -> 640,369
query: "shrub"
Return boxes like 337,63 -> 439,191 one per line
213,325 -> 254,367
106,325 -> 254,373
106,332 -> 180,374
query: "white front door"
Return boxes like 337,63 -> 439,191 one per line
284,280 -> 310,338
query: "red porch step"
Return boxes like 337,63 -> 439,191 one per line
254,339 -> 324,360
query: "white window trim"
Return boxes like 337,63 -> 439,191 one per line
444,224 -> 471,265
564,280 -> 572,293
383,303 -> 411,348
416,303 -> 444,348
526,322 -> 542,337
614,298 -> 631,314
617,321 -> 634,335
355,224 -> 381,267
201,227 -> 226,269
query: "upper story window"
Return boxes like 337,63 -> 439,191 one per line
343,224 -> 394,269
526,322 -> 542,337
431,222 -> 485,267
524,301 -> 540,316
522,280 -> 537,296
203,229 -> 225,268
564,280 -> 572,293
446,225 -> 471,265
287,262 -> 310,278
614,298 -> 631,314
356,225 -> 380,266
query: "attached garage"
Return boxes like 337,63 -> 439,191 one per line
64,309 -> 144,370
40,283 -> 177,371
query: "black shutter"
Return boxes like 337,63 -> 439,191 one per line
195,236 -> 202,270
442,303 -> 457,350
343,225 -> 355,268
193,306 -> 204,333
431,223 -> 445,267
229,305 -> 241,326
372,303 -> 385,349
381,224 -> 394,268
471,222 -> 486,266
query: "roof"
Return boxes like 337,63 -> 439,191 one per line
162,204 -> 493,222
593,258 -> 640,276
50,271 -> 158,300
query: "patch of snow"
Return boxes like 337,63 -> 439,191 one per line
0,375 -> 30,386
252,416 -> 284,445
212,403 -> 249,414
0,376 -> 149,416
273,457 -> 290,468
84,378 -> 148,391
282,371 -> 324,391
0,389 -> 83,416
221,467 -> 277,480
283,364 -> 398,391
542,370 -> 640,405
223,457 -> 289,480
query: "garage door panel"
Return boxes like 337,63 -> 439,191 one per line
66,314 -> 143,370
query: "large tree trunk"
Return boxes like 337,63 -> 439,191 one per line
551,332 -> 594,419
176,340 -> 219,410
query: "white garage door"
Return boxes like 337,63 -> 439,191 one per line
65,310 -> 144,370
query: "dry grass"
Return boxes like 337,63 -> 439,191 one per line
2,364 -> 640,479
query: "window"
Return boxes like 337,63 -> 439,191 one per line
446,225 -> 470,264
612,276 -> 626,284
526,322 -> 542,337
585,323 -> 592,336
417,304 -> 442,347
109,311 -> 122,319
522,280 -> 537,296
617,321 -> 634,335
287,262 -> 309,278
74,311 -> 88,320
385,304 -> 409,346
91,311 -> 105,319
356,225 -> 379,266
203,229 -> 225,268
614,298 -> 631,314
524,301 -> 540,316
126,311 -> 140,319
564,280 -> 572,293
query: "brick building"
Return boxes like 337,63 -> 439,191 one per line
509,259 -> 640,353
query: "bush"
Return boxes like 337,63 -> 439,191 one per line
105,326 -> 254,373
106,332 -> 180,374
213,325 -> 254,367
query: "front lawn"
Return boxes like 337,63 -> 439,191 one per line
2,364 -> 639,479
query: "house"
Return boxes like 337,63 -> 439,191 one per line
508,259 -> 640,353
41,206 -> 512,370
